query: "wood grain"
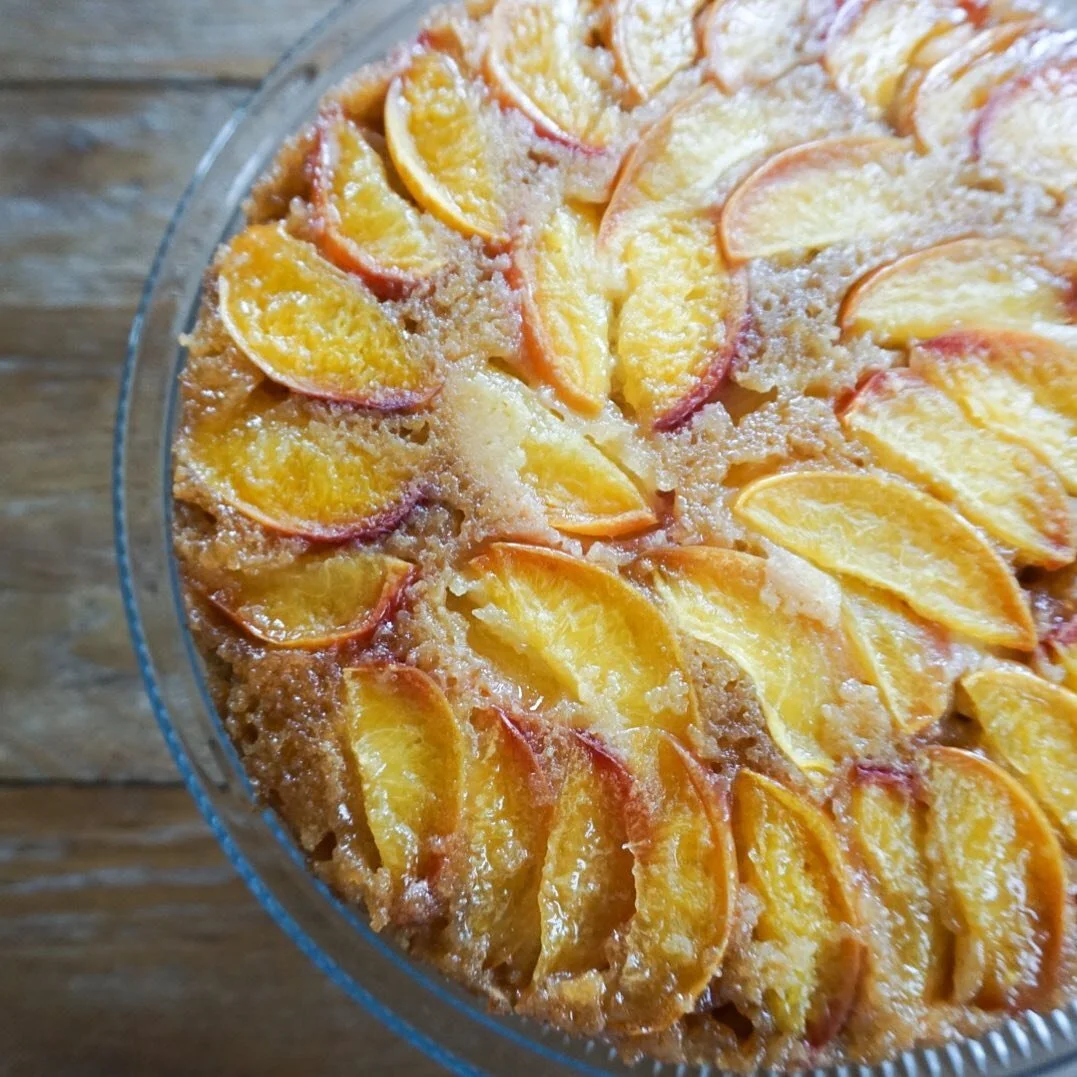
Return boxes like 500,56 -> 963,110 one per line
0,785 -> 444,1076
0,0 -> 338,83
0,85 -> 246,782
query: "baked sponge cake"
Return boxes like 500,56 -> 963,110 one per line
173,0 -> 1077,1068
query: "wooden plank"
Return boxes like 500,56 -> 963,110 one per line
0,0 -> 338,83
0,86 -> 249,781
0,785 -> 444,1076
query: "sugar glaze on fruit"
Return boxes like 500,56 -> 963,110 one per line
174,0 -> 1077,1068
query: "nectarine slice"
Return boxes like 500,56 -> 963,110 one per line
924,746 -> 1066,1009
734,470 -> 1036,649
649,546 -> 870,776
611,0 -> 706,102
891,21 -> 978,135
703,0 -> 818,92
462,708 -> 553,974
909,330 -> 1077,493
847,768 -> 950,1002
531,734 -> 635,987
975,57 -> 1077,195
485,0 -> 619,149
616,213 -> 747,429
961,665 -> 1077,846
341,664 -> 465,891
732,770 -> 861,1043
217,224 -> 436,407
839,237 -> 1077,348
182,388 -> 422,540
449,366 -> 656,536
385,48 -> 509,244
313,108 -> 445,296
466,543 -> 697,740
840,579 -> 953,734
516,202 -> 614,415
1044,618 -> 1077,693
721,137 -> 916,262
205,546 -> 414,649
824,0 -> 967,118
608,728 -> 737,1034
841,368 -> 1075,567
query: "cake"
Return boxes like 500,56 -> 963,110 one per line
172,0 -> 1077,1067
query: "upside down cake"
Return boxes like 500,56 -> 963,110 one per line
172,0 -> 1077,1067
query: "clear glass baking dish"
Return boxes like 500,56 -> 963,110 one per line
114,0 -> 1077,1072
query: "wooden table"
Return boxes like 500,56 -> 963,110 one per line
0,4 -> 444,1071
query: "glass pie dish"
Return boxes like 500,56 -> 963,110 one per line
115,0 -> 1077,1073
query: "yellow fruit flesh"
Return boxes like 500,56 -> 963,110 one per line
532,739 -> 635,983
612,0 -> 705,101
840,578 -> 953,733
463,709 -> 552,974
616,213 -> 744,428
651,546 -> 869,775
466,543 -> 697,740
218,224 -> 434,405
386,49 -> 508,242
521,202 -> 614,414
925,747 -> 1066,1009
733,770 -> 859,1041
610,729 -> 736,1033
962,667 -> 1077,845
705,0 -> 811,91
841,238 -> 1077,348
842,369 -> 1075,567
317,112 -> 444,282
849,778 -> 950,1002
342,665 -> 464,884
721,137 -> 915,261
735,470 -> 1036,650
208,546 -> 413,648
909,331 -> 1077,493
183,388 -> 421,539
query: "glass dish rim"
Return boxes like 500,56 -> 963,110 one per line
113,0 -> 1077,1073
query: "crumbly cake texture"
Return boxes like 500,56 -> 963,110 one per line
172,0 -> 1077,1069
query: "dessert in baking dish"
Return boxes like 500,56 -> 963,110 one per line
173,0 -> 1077,1067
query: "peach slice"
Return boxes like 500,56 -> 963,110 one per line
313,108 -> 445,297
908,330 -> 1077,493
720,137 -> 915,262
1044,618 -> 1077,692
611,0 -> 706,103
840,368 -> 1075,567
465,543 -> 698,740
923,746 -> 1066,1009
449,366 -> 656,536
847,768 -> 950,1002
608,728 -> 737,1035
910,22 -> 1044,153
841,579 -> 953,734
205,546 -> 415,649
703,0 -> 821,92
732,770 -> 861,1044
975,57 -> 1077,195
649,546 -> 870,776
485,0 -> 619,150
462,708 -> 553,974
182,389 -> 423,541
217,224 -> 436,407
600,83 -> 790,246
961,666 -> 1077,845
891,21 -> 978,134
616,213 -> 748,430
530,734 -> 635,989
515,202 -> 614,415
824,0 -> 967,118
734,470 -> 1036,649
341,664 -> 465,893
839,238 -> 1077,348
385,48 -> 509,244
